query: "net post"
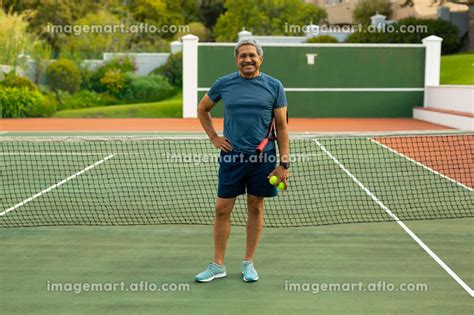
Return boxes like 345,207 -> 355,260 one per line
422,35 -> 443,107
182,34 -> 199,118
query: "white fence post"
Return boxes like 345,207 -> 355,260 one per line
182,34 -> 199,118
422,35 -> 443,107
170,41 -> 182,54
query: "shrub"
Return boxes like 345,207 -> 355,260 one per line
79,66 -> 94,90
306,35 -> 339,43
123,74 -> 176,103
346,28 -> 391,43
55,90 -> 119,111
175,22 -> 211,42
347,17 -> 461,54
27,93 -> 57,117
97,93 -> 121,106
0,87 -> 55,117
46,59 -> 82,93
0,72 -> 37,90
99,69 -> 129,99
90,56 -> 137,93
393,17 -> 460,55
151,52 -> 182,87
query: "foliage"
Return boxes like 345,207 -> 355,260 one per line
198,0 -> 226,29
55,90 -> 120,111
129,0 -> 184,40
306,35 -> 339,43
393,17 -> 460,55
127,37 -> 169,53
26,92 -> 57,117
62,10 -> 129,60
163,0 -> 225,30
213,0 -> 327,41
0,87 -> 55,117
347,17 -> 461,55
6,0 -> 104,58
123,74 -> 176,103
151,52 -> 182,87
53,93 -> 182,118
99,69 -> 129,99
352,0 -> 392,26
0,10 -> 41,65
25,0 -> 74,58
0,72 -> 38,90
45,59 -> 82,93
175,22 -> 211,42
79,66 -> 94,90
89,56 -> 137,93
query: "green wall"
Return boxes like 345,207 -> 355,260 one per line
198,90 -> 424,117
197,45 -> 425,118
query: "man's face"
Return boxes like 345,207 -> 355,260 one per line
235,44 -> 263,76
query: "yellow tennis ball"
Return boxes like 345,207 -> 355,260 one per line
269,176 -> 278,185
277,182 -> 286,190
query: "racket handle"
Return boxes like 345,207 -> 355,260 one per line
256,138 -> 269,155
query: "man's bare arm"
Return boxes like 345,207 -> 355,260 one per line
274,107 -> 289,163
197,93 -> 218,140
197,94 -> 233,152
266,106 -> 289,189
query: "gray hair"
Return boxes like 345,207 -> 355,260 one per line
234,38 -> 263,58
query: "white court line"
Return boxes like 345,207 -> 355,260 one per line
314,139 -> 474,297
370,138 -> 473,192
0,154 -> 114,217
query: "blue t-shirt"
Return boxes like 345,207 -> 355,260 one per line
207,72 -> 287,154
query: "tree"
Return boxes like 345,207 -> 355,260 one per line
213,0 -> 327,42
199,0 -> 226,29
3,0 -> 106,58
62,10 -> 129,60
0,10 -> 41,65
2,0 -> 37,13
352,0 -> 392,26
175,22 -> 211,41
163,0 -> 201,24
129,0 -> 184,39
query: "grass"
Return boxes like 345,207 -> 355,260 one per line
440,52 -> 474,85
53,93 -> 182,118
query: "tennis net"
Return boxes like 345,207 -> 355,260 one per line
1,131 -> 473,228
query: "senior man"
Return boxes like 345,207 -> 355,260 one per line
196,39 -> 289,282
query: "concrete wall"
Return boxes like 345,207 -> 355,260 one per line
424,85 -> 474,114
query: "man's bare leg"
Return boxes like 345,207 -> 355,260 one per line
244,194 -> 265,261
213,197 -> 236,265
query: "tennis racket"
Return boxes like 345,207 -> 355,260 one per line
256,110 -> 288,155
255,119 -> 276,155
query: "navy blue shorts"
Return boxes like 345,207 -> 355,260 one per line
218,149 -> 278,198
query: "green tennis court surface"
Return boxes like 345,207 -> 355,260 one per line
1,222 -> 473,314
1,131 -> 473,314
